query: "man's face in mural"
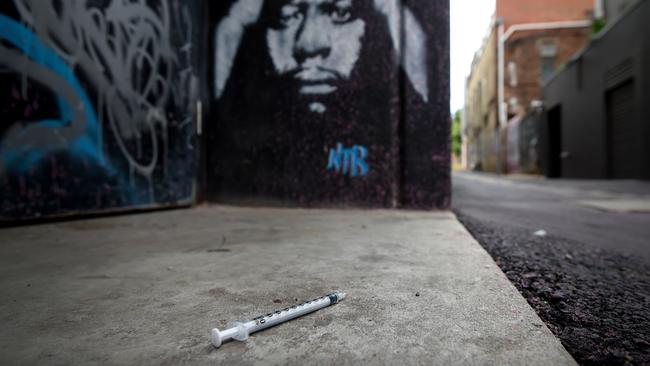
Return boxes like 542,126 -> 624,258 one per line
266,0 -> 366,113
214,0 -> 428,109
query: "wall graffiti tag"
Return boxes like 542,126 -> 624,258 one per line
0,13 -> 107,174
327,143 -> 369,177
0,0 -> 200,220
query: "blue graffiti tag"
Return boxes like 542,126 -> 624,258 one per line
0,13 -> 106,173
327,143 -> 369,177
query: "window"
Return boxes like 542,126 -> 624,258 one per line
539,40 -> 557,84
509,97 -> 518,111
539,40 -> 557,57
541,58 -> 555,83
508,61 -> 518,87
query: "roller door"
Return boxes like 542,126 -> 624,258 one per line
606,81 -> 639,178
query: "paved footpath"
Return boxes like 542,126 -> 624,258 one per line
0,206 -> 575,365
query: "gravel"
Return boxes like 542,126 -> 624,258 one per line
456,212 -> 650,365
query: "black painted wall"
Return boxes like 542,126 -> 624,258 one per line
0,1 -> 203,221
400,0 -> 450,209
207,0 -> 450,208
0,0 -> 451,222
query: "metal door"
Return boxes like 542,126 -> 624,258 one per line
606,80 -> 638,178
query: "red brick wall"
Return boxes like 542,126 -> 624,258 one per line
497,0 -> 594,30
504,28 -> 591,117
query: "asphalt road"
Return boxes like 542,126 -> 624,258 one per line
452,171 -> 650,259
452,171 -> 650,365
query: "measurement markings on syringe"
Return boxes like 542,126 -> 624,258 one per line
252,294 -> 339,325
211,292 -> 346,348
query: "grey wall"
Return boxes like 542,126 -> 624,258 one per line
638,0 -> 650,179
542,0 -> 649,179
605,0 -> 641,20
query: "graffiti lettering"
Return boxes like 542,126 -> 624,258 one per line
327,143 -> 369,177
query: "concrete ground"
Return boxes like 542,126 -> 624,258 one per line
0,205 -> 575,365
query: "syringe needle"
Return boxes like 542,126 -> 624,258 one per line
211,292 -> 346,348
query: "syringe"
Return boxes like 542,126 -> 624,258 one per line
211,292 -> 346,348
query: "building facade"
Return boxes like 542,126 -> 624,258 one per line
465,27 -> 498,171
464,0 -> 593,173
541,0 -> 649,179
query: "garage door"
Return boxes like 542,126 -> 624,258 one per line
606,80 -> 639,179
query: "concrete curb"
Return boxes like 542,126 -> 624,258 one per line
0,206 -> 576,365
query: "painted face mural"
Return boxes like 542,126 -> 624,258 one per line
265,0 -> 366,113
214,0 -> 429,108
211,0 -> 447,207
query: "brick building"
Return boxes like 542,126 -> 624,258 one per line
503,28 -> 590,120
464,0 -> 594,173
497,0 -> 594,29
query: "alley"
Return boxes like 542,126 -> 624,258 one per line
453,171 -> 650,364
453,171 -> 650,258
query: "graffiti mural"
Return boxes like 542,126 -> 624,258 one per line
0,0 -> 201,220
208,0 -> 449,208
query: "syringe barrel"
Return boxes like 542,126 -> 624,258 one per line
245,293 -> 343,334
211,292 -> 345,348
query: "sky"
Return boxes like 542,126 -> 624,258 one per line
450,0 -> 496,113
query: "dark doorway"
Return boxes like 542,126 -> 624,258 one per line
606,80 -> 638,179
546,105 -> 562,178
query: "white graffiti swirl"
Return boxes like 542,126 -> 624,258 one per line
12,0 -> 180,179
